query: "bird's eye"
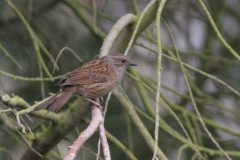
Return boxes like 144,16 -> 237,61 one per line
121,59 -> 125,63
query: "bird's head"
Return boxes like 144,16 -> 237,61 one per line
107,53 -> 137,72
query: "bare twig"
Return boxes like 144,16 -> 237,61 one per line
2,112 -> 43,158
124,0 -> 157,56
64,99 -> 103,160
99,14 -> 136,57
96,138 -> 101,160
152,0 -> 167,159
52,47 -> 83,74
99,123 -> 111,160
20,115 -> 34,138
166,7 -> 231,160
113,89 -> 168,160
0,43 -> 22,69
97,92 -> 112,160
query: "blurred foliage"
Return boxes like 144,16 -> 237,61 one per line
0,0 -> 240,160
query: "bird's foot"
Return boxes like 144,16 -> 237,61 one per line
90,105 -> 103,113
83,97 -> 103,114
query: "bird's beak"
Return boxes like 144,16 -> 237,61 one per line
129,62 -> 138,66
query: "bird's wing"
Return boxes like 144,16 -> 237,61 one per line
55,58 -> 112,86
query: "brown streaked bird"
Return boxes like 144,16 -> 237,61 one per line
34,53 -> 137,112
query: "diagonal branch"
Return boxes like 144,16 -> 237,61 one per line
20,99 -> 90,160
64,99 -> 103,160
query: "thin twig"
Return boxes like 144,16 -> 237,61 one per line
99,123 -> 111,160
0,69 -> 65,81
124,0 -> 157,56
113,89 -> 168,160
0,43 -> 22,69
196,0 -> 240,62
152,0 -> 167,159
52,47 -> 83,74
161,18 -> 205,159
20,115 -> 34,138
167,10 -> 232,160
136,42 -> 240,97
99,14 -> 136,57
92,0 -> 97,34
2,113 -> 43,158
96,139 -> 101,160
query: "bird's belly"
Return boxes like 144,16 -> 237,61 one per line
74,82 -> 117,99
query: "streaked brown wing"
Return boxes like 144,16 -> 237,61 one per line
55,58 -> 111,86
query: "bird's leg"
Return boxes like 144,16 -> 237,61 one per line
83,97 -> 103,113
99,96 -> 103,103
83,97 -> 101,106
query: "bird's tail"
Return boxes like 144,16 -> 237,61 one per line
34,92 -> 61,111
48,90 -> 73,112
34,90 -> 73,112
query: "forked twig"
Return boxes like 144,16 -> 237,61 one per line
64,98 -> 109,160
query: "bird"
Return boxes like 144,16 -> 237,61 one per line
34,53 -> 137,112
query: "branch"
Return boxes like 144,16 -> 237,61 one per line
111,0 -> 160,54
196,0 -> 240,62
20,98 -> 90,160
112,89 -> 168,160
3,0 -> 55,79
59,0 -> 106,40
99,14 -> 136,57
152,1 -> 167,159
64,99 -> 103,160
1,93 -> 61,124
0,69 -> 65,82
84,119 -> 137,160
98,122 -> 110,160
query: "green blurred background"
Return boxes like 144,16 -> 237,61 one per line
0,0 -> 240,159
